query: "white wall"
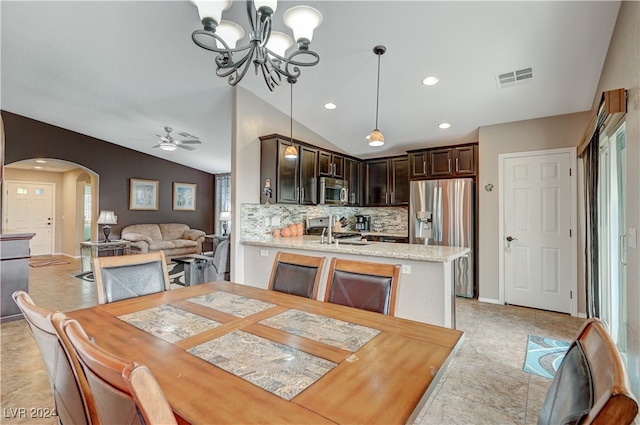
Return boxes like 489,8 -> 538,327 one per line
592,0 -> 640,395
477,111 -> 592,307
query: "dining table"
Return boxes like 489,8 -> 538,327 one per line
68,281 -> 464,424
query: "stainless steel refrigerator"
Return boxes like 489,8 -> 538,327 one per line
409,179 -> 475,297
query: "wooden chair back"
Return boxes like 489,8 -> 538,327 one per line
538,317 -> 638,425
268,251 -> 326,299
57,317 -> 177,425
324,258 -> 400,315
93,251 -> 170,304
12,291 -> 95,425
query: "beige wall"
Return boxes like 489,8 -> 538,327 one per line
477,111 -> 591,305
592,0 -> 640,394
231,87 -> 336,282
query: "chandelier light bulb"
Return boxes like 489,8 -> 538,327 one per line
215,20 -> 245,49
267,31 -> 293,58
283,6 -> 323,45
254,0 -> 278,13
193,0 -> 232,25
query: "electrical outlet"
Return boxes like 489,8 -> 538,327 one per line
264,217 -> 270,226
272,217 -> 281,226
260,249 -> 268,257
402,265 -> 411,274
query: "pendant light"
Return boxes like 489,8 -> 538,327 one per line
284,78 -> 299,159
368,45 -> 386,147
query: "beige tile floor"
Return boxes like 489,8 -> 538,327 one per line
0,255 -> 605,425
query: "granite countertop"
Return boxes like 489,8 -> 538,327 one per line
240,235 -> 470,263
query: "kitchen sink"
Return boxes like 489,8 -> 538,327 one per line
334,240 -> 373,246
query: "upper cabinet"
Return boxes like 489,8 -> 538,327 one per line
260,136 -> 318,205
428,145 -> 477,178
344,158 -> 362,206
409,143 -> 477,180
364,156 -> 409,206
318,151 -> 344,178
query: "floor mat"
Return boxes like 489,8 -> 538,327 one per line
29,256 -> 69,267
523,334 -> 570,379
73,263 -> 185,286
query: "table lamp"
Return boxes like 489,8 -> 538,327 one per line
96,210 -> 117,242
219,211 -> 231,236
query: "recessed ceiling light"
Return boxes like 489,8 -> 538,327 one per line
422,76 -> 438,86
438,122 -> 451,129
324,102 -> 337,110
35,159 -> 47,163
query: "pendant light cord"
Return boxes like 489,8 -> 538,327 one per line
375,52 -> 381,129
290,79 -> 294,144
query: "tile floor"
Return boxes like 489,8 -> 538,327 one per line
0,255 -> 620,424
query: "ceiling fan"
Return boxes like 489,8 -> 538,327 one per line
152,127 -> 201,151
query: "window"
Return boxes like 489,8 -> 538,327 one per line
215,174 -> 231,235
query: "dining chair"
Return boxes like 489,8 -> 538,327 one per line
56,316 -> 178,425
538,317 -> 638,425
11,291 -> 96,425
93,251 -> 171,304
268,251 -> 326,299
324,258 -> 400,315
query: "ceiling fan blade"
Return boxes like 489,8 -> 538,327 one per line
151,144 -> 162,148
177,144 -> 196,151
176,140 -> 202,144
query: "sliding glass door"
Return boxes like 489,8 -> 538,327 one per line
598,119 -> 627,352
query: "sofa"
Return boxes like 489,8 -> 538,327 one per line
120,223 -> 206,260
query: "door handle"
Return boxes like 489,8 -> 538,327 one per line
506,235 -> 517,249
620,234 -> 627,266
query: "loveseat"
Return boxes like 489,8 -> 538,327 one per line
120,223 -> 206,260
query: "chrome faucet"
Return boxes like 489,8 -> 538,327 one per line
327,213 -> 334,244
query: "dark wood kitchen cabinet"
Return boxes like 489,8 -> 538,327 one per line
364,156 -> 409,206
318,151 -> 344,178
408,151 -> 428,179
260,137 -> 317,205
428,145 -> 477,178
344,158 -> 362,205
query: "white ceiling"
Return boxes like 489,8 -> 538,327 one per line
1,1 -> 620,174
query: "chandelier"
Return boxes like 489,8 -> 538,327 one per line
191,0 -> 322,91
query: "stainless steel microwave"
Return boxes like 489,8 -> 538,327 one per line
319,177 -> 349,205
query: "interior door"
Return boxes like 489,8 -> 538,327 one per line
4,181 -> 55,256
502,150 -> 574,313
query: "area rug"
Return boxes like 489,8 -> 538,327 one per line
29,256 -> 69,268
523,335 -> 571,379
73,263 -> 186,286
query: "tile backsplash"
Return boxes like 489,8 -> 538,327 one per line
241,204 -> 408,240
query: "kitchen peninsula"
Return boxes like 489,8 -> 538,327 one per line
240,235 -> 470,329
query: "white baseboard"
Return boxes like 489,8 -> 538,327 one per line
576,312 -> 587,318
477,297 -> 502,305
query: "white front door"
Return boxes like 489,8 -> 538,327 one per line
4,181 -> 55,256
501,149 -> 576,314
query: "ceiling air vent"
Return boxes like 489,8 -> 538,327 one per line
495,67 -> 533,89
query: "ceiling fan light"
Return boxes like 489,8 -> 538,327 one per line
216,20 -> 245,49
267,31 -> 293,58
192,0 -> 232,25
368,129 -> 384,146
160,142 -> 178,151
284,144 -> 298,158
283,6 -> 322,44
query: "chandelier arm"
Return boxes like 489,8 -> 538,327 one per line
192,30 -> 255,56
246,0 -> 256,33
215,45 -> 254,72
216,46 -> 257,86
260,61 -> 280,91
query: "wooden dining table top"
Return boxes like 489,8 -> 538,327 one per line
68,281 -> 464,425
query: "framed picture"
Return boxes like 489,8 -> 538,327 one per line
173,182 -> 197,211
129,178 -> 159,210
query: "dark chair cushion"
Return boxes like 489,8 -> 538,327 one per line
272,262 -> 318,298
328,270 -> 392,314
538,342 -> 593,425
100,261 -> 167,303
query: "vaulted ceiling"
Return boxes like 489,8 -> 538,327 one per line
1,1 -> 620,174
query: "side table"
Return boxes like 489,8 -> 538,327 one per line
80,240 -> 131,272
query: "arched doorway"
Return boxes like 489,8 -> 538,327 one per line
2,158 -> 99,258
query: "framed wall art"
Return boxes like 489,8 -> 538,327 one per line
173,182 -> 197,211
129,178 -> 159,210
